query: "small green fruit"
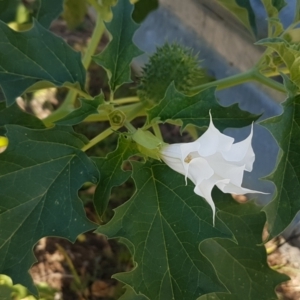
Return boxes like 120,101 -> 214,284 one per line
137,43 -> 210,107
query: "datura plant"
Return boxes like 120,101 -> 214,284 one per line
0,0 -> 299,299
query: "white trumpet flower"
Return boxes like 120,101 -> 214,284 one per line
159,112 -> 264,224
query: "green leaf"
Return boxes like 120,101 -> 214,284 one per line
261,0 -> 286,37
198,293 -> 238,300
93,0 -> 143,92
119,285 -> 148,300
0,19 -> 86,106
199,190 -> 288,300
62,0 -> 87,29
147,83 -> 260,132
257,37 -> 300,88
132,0 -> 159,23
93,135 -> 138,218
215,0 -> 257,37
97,161 -> 233,300
0,0 -> 10,16
260,91 -> 300,238
55,94 -> 104,125
0,0 -> 19,23
0,102 -> 45,135
36,0 -> 64,28
0,125 -> 99,293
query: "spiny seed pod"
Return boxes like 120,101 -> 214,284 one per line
137,43 -> 210,107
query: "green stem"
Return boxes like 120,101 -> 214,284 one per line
87,0 -> 103,15
65,84 -> 92,99
253,72 -> 286,93
82,102 -> 146,152
81,126 -> 118,152
191,69 -> 255,92
124,120 -> 137,133
112,96 -> 139,105
191,68 -> 286,94
152,124 -> 163,140
56,244 -> 82,288
43,15 -> 105,126
82,14 -> 105,70
262,67 -> 289,78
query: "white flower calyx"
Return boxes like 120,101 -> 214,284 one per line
159,112 -> 265,225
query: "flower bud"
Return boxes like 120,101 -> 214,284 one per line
0,136 -> 8,153
109,110 -> 126,127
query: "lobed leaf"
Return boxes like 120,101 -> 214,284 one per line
132,0 -> 159,23
36,0 -> 64,28
97,160 -> 233,300
198,293 -> 238,300
0,125 -> 99,293
93,136 -> 138,218
55,94 -> 105,125
0,102 -> 45,135
0,0 -> 19,23
261,90 -> 300,238
0,20 -> 86,106
147,83 -> 260,132
215,0 -> 257,37
93,0 -> 143,92
119,285 -> 148,300
0,0 -> 9,12
199,190 -> 288,300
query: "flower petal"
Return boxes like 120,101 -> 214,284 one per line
187,157 -> 214,186
221,124 -> 255,171
197,112 -> 234,157
194,177 -> 228,226
217,181 -> 267,195
160,144 -> 186,176
205,153 -> 245,187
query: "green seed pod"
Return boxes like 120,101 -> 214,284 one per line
109,110 -> 126,127
137,43 -> 210,107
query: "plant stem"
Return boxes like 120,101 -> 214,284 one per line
81,127 -> 118,152
111,96 -> 139,105
262,67 -> 289,77
253,72 -> 286,93
124,120 -> 137,133
87,0 -> 103,15
82,102 -> 146,152
56,244 -> 82,288
191,69 -> 255,92
43,15 -> 105,126
82,15 -> 105,69
65,84 -> 92,99
191,68 -> 286,93
152,124 -> 163,140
